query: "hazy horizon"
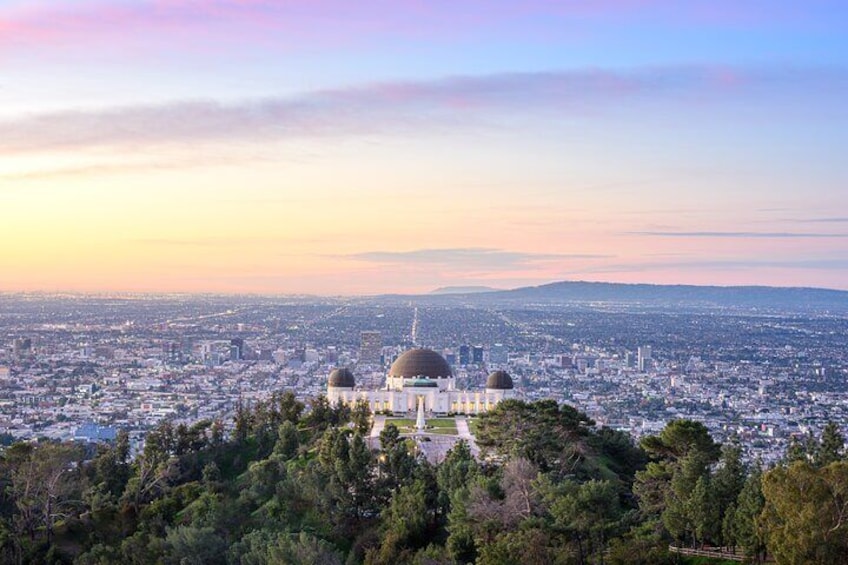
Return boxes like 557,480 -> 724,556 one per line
2,1 -> 847,294
2,278 -> 848,301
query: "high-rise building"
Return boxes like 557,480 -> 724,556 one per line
472,346 -> 484,364
360,331 -> 382,364
458,344 -> 470,366
230,338 -> 244,360
163,342 -> 181,364
326,346 -> 339,364
638,346 -> 653,372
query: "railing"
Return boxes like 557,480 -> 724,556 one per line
668,545 -> 746,562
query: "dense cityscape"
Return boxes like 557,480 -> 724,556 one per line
2,291 -> 845,466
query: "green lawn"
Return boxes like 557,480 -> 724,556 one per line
385,418 -> 458,435
426,427 -> 458,435
386,418 -> 415,428
680,557 -> 740,565
467,418 -> 480,436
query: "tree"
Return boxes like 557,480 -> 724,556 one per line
501,458 -> 540,523
351,398 -> 372,436
632,461 -> 673,519
165,525 -> 228,565
229,530 -> 342,565
662,450 -> 712,546
592,426 -> 647,485
784,435 -> 810,464
89,429 -> 131,499
475,399 -> 596,476
378,424 -> 416,496
313,428 -> 376,538
272,420 -> 299,461
9,441 -> 85,544
816,422 -> 844,467
545,478 -> 623,564
461,457 -> 542,554
120,445 -> 178,515
711,443 -> 746,545
273,390 -> 305,425
733,465 -> 767,563
367,480 -> 432,564
436,440 -> 478,517
476,527 -> 555,565
634,420 -> 722,546
305,395 -> 334,432
640,419 -> 720,462
688,475 -> 718,546
761,460 -> 848,564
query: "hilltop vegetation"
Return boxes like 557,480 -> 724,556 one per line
0,396 -> 846,564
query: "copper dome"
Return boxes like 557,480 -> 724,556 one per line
486,370 -> 514,390
389,348 -> 452,379
328,367 -> 356,388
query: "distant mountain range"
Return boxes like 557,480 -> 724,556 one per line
422,280 -> 848,312
429,286 -> 500,295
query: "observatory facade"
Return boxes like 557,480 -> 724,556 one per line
327,348 -> 516,415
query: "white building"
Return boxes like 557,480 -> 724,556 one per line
327,348 -> 515,415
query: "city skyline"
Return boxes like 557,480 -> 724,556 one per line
2,1 -> 847,295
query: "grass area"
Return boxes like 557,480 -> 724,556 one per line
467,418 -> 480,436
387,418 -> 456,428
387,418 -> 415,427
386,418 -> 458,435
680,558 -> 741,565
426,427 -> 458,436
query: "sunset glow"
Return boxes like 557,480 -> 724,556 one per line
2,1 -> 847,294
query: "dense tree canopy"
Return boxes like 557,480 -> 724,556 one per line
0,396 -> 845,564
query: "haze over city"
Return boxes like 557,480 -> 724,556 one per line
1,1 -> 847,294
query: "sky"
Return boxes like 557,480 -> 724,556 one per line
1,0 -> 847,295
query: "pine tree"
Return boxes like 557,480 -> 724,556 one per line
734,465 -> 766,563
712,443 -> 746,544
816,421 -> 844,467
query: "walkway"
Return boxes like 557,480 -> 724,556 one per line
454,415 -> 481,458
370,415 -> 386,439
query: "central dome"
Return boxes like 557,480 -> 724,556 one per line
389,348 -> 452,379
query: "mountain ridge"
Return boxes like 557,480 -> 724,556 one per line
412,280 -> 848,312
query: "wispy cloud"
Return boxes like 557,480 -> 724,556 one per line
573,258 -> 848,274
629,231 -> 848,238
131,235 -> 306,247
2,66 -> 845,154
789,217 -> 848,223
0,151 -> 306,183
3,1 -> 834,56
132,238 -> 232,248
0,158 -> 227,182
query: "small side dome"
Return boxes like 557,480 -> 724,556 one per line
328,368 -> 355,388
486,370 -> 514,390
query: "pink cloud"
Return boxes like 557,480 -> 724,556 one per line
0,66 -> 840,154
0,68 -> 756,153
0,0 -> 837,58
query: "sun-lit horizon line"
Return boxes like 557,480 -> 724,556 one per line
2,277 -> 848,300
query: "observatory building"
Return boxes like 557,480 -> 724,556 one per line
326,348 -> 516,415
